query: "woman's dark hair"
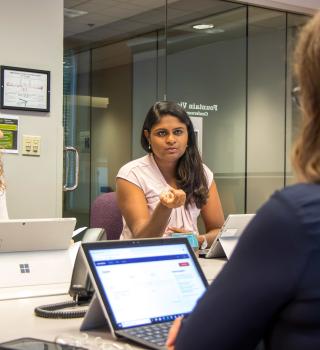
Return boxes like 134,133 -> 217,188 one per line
141,101 -> 209,208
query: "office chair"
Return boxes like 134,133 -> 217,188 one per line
90,192 -> 123,240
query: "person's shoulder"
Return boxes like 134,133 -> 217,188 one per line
202,163 -> 212,174
117,154 -> 151,177
202,163 -> 214,183
275,183 -> 320,208
270,183 -> 320,234
243,185 -> 314,244
202,162 -> 210,171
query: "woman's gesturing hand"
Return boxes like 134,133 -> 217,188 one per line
160,188 -> 186,209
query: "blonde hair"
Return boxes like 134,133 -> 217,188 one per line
292,12 -> 320,183
0,156 -> 4,191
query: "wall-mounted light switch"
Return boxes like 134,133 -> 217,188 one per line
22,135 -> 41,156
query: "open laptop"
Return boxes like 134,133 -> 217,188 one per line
0,218 -> 76,252
81,238 -> 208,350
0,217 -> 76,300
205,214 -> 255,259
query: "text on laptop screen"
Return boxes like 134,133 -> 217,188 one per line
88,243 -> 206,328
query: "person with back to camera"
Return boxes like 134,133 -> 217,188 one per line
0,130 -> 8,220
116,101 -> 224,248
166,11 -> 320,350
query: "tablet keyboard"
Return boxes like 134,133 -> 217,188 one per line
125,321 -> 173,347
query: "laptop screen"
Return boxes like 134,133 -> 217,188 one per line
82,239 -> 208,330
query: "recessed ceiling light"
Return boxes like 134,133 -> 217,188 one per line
64,8 -> 88,19
192,24 -> 215,30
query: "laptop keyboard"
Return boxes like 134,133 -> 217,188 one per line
125,321 -> 173,347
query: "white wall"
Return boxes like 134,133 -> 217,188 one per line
0,0 -> 64,218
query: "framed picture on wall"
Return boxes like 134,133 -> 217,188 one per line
0,66 -> 50,112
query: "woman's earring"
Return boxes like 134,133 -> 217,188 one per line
148,143 -> 151,150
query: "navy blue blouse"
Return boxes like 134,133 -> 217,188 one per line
175,183 -> 320,350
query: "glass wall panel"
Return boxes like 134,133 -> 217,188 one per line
132,32 -> 160,159
64,1 -> 166,225
131,7 -> 166,159
91,3 -> 166,204
63,0 -> 311,224
247,7 -> 286,213
91,41 -> 132,201
166,1 -> 247,216
63,51 -> 91,228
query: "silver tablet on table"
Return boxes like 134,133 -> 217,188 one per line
205,214 -> 255,259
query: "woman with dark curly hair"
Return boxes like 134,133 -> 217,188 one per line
116,101 -> 224,247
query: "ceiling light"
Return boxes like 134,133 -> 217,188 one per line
64,8 -> 88,18
192,24 -> 215,30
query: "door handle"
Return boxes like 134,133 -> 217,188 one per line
64,146 -> 79,192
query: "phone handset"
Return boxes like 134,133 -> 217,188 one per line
34,228 -> 106,319
69,228 -> 106,302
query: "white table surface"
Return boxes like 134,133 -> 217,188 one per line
0,257 -> 226,348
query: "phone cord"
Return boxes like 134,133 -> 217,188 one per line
34,299 -> 89,319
